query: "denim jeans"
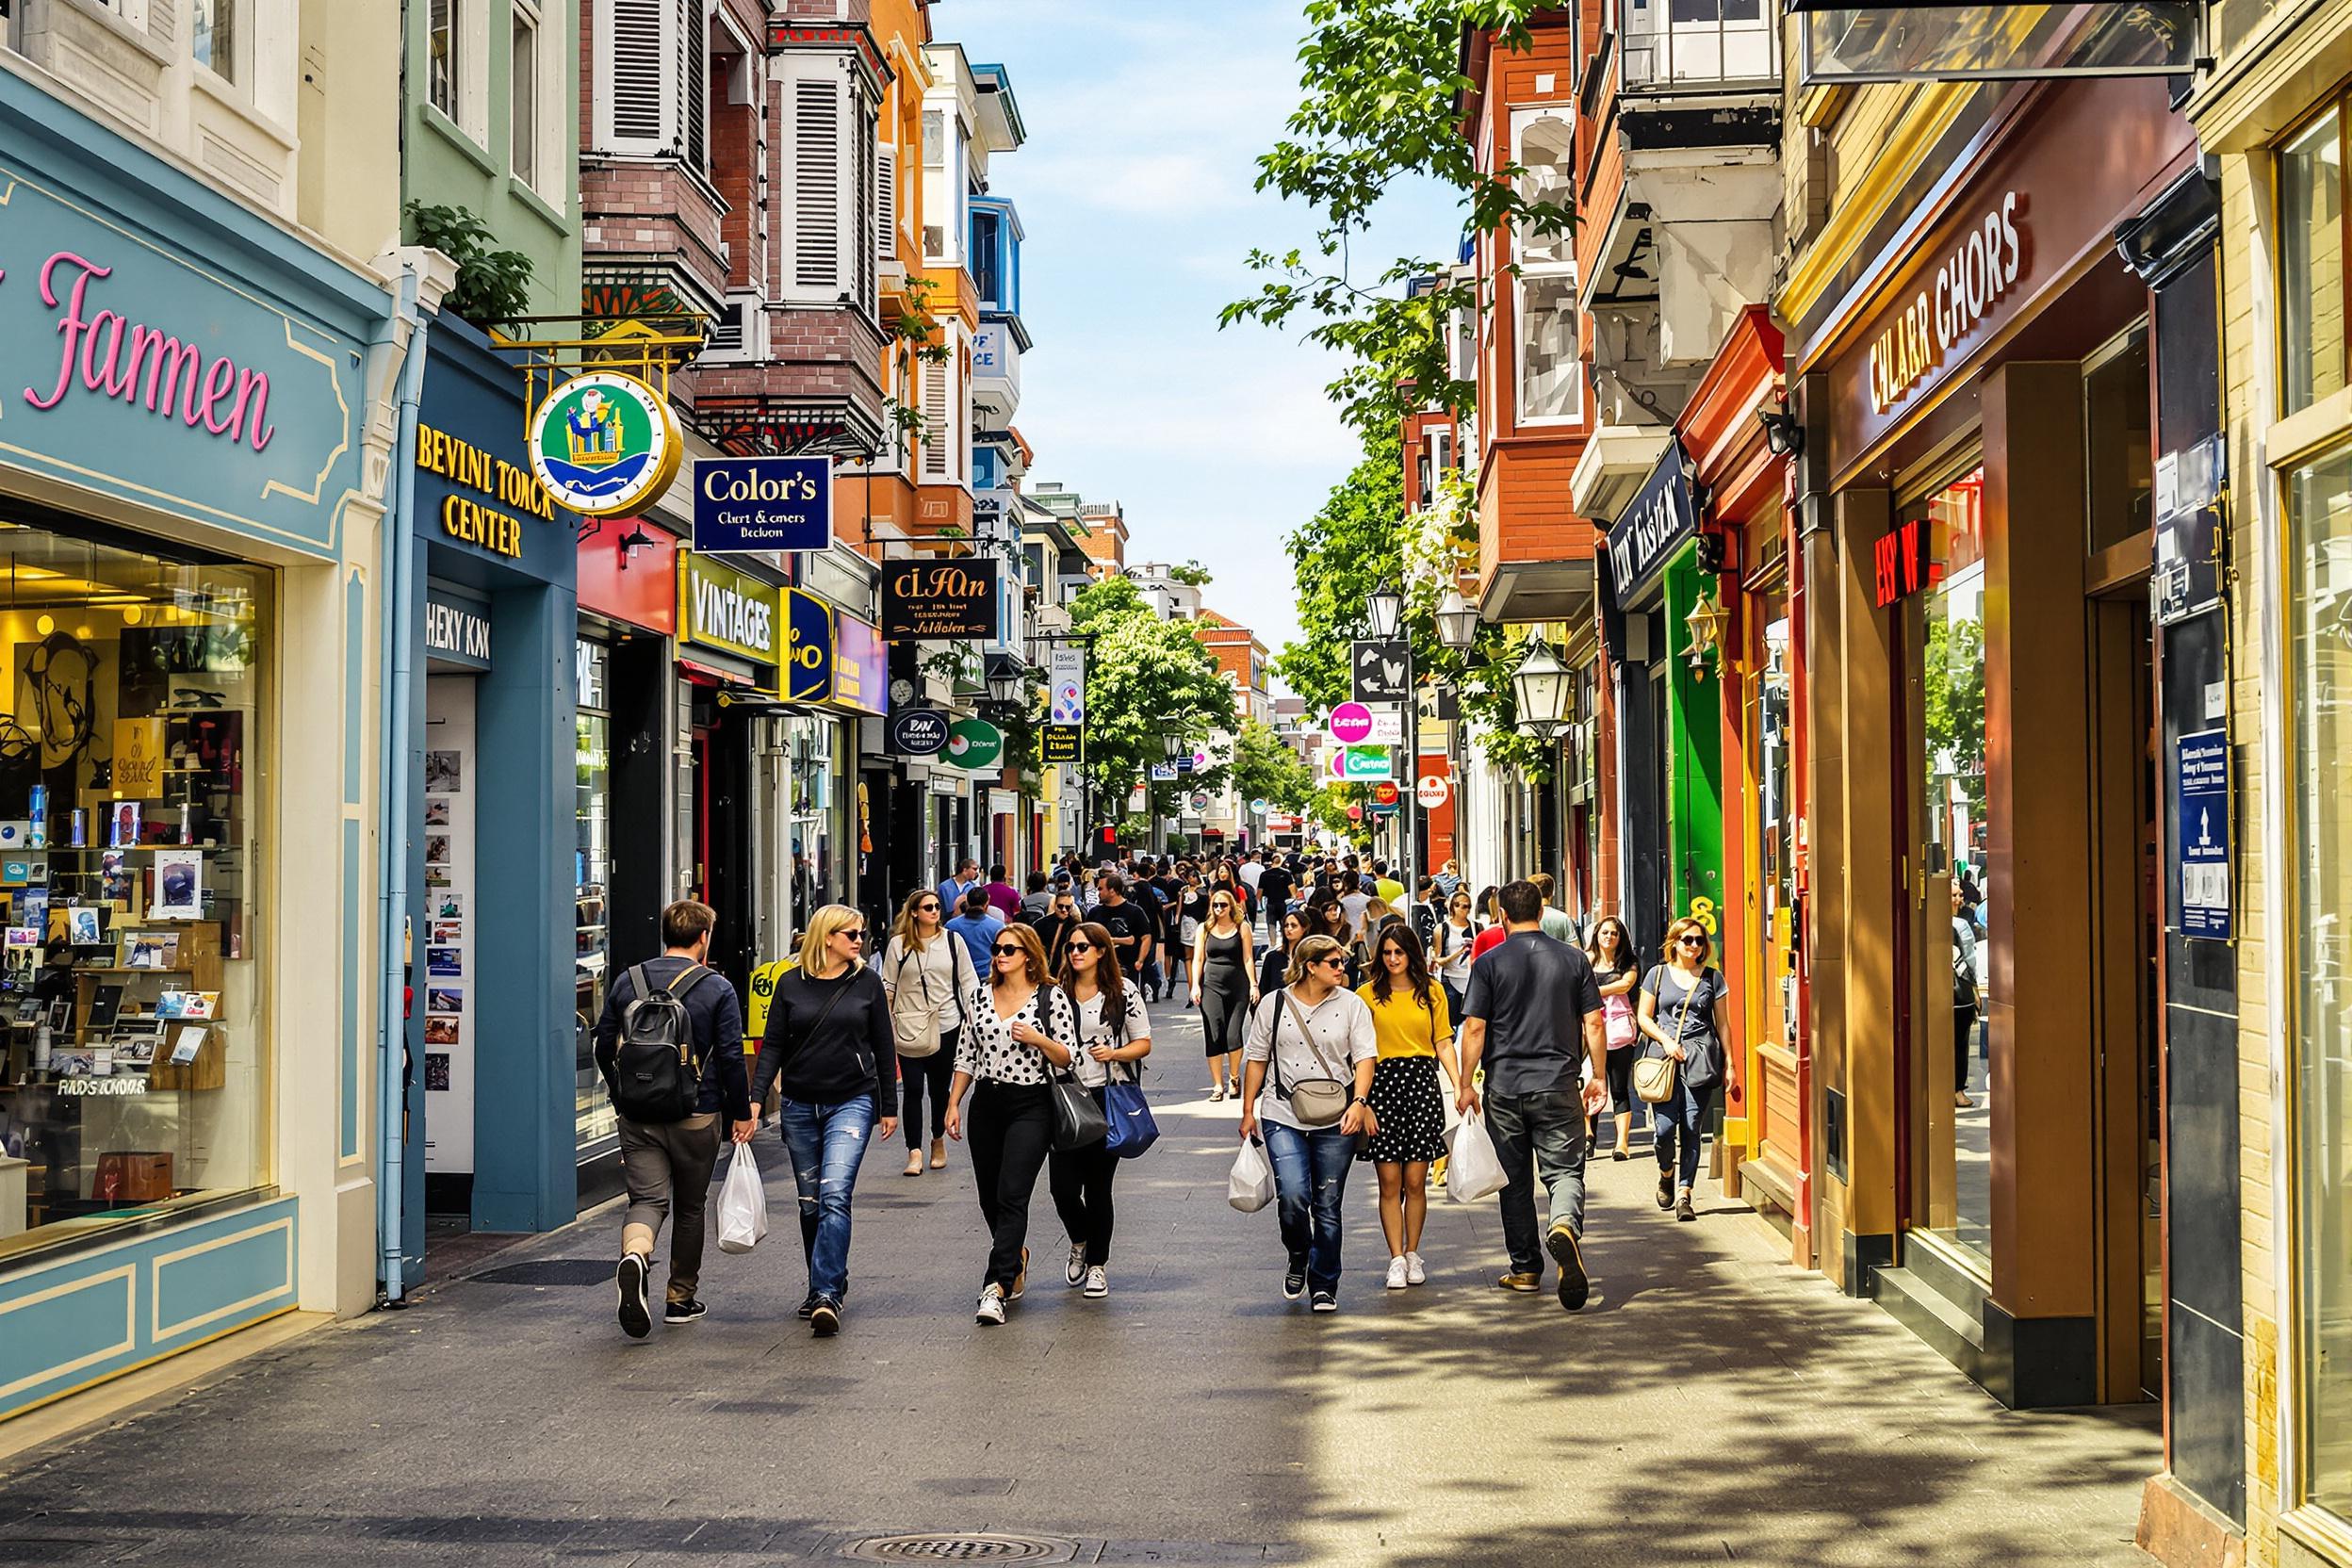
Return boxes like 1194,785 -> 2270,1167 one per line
1483,1088 -> 1587,1275
775,1093 -> 875,1303
1652,1078 -> 1715,1195
1263,1121 -> 1358,1293
1138,955 -> 1165,999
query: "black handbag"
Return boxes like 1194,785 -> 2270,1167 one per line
1049,1070 -> 1110,1151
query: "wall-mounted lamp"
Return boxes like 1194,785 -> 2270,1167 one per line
1684,590 -> 1728,679
617,526 -> 657,566
1757,406 -> 1804,458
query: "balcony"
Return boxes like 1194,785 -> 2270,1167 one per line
1619,0 -> 1782,95
972,321 -> 1023,421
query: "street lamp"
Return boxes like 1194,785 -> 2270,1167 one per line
985,651 -> 1025,705
1364,583 -> 1403,640
1684,589 -> 1728,679
1434,586 -> 1478,651
1161,731 -> 1184,760
1512,639 -> 1574,743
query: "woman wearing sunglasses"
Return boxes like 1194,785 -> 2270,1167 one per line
943,922 -> 1079,1325
1433,889 -> 1480,1018
1356,923 -> 1459,1289
1636,917 -> 1733,1221
1048,923 -> 1152,1298
747,906 -> 898,1337
1259,908 -> 1312,1001
1190,887 -> 1256,1101
881,890 -> 981,1178
1238,934 -> 1378,1313
1583,917 -> 1642,1161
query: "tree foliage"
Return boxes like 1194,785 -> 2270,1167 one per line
405,202 -> 535,330
1221,0 -> 1573,437
1924,615 -> 1986,814
1230,717 -> 1316,816
1065,576 -> 1240,827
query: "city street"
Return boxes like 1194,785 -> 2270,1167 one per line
0,996 -> 2156,1568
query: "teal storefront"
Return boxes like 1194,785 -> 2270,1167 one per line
0,69 -> 395,1417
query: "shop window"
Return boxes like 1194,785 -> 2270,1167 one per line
0,527 -> 270,1264
574,641 -> 613,1164
2083,323 -> 2152,556
2288,444 -> 2352,1522
2282,106 -> 2347,417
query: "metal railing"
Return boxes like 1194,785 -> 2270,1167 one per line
1619,0 -> 1782,91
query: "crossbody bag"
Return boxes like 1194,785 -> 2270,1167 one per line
1634,972 -> 1695,1104
1267,989 -> 1351,1127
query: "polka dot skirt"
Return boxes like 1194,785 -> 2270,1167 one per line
1360,1054 -> 1447,1164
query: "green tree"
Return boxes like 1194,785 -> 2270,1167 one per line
1168,560 -> 1215,587
1231,717 -> 1316,815
1066,576 -> 1240,831
404,203 -> 535,330
1923,615 -> 1986,814
1222,1 -> 1570,437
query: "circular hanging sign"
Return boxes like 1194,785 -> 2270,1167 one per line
1347,803 -> 1364,821
1250,798 -> 1269,815
1328,701 -> 1375,744
1188,792 -> 1211,813
1415,776 -> 1449,808
887,708 -> 950,757
1372,781 -> 1400,807
529,370 -> 683,518
940,717 -> 1004,771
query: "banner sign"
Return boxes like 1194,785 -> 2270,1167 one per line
1049,645 -> 1086,724
1040,724 -> 1082,763
1350,640 -> 1408,703
887,708 -> 949,756
1606,442 -> 1699,604
783,589 -> 833,702
832,612 -> 887,715
2172,727 -> 2232,940
693,455 -> 832,553
882,557 -> 1001,640
677,553 -> 779,664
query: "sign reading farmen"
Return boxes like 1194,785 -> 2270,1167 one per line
882,558 -> 1001,640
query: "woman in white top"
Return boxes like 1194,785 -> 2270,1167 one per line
944,922 -> 1078,1324
1432,889 -> 1480,1017
879,890 -> 980,1177
1046,922 -> 1152,1298
1237,934 -> 1379,1314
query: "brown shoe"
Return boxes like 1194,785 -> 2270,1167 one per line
1496,1271 -> 1542,1293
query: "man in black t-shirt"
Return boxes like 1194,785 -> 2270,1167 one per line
1458,879 -> 1608,1314
1093,875 -> 1157,996
1257,858 -> 1293,933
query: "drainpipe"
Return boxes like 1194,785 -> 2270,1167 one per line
378,263 -> 430,1304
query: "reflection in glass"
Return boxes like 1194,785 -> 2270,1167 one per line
2284,111 -> 2346,416
574,652 -> 613,1162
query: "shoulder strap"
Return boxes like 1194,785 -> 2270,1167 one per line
1279,988 -> 1343,1081
627,963 -> 651,1005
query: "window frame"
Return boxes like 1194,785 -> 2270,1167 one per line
2280,95 -> 2352,421
509,0 -> 547,195
1509,103 -> 1582,431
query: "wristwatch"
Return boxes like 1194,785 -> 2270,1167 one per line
1351,1096 -> 1370,1107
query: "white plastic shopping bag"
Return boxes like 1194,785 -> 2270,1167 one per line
1445,1110 -> 1509,1202
716,1143 -> 769,1254
1228,1135 -> 1276,1213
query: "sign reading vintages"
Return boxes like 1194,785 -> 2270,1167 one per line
1869,193 -> 2025,416
677,554 -> 779,665
1606,443 -> 1700,604
882,557 -> 1001,640
693,455 -> 832,553
529,370 -> 683,518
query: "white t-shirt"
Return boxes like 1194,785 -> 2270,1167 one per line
1068,986 -> 1152,1087
1340,890 -> 1372,927
1244,986 -> 1376,1130
1239,861 -> 1265,891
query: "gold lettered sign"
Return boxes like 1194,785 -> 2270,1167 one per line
881,556 -> 1001,641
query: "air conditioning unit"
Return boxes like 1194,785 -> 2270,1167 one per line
698,293 -> 764,366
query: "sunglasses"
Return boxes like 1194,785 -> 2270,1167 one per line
993,945 -> 1025,957
1677,935 -> 1707,948
918,902 -> 940,912
839,929 -> 866,941
1066,940 -> 1096,954
1316,956 -> 1348,970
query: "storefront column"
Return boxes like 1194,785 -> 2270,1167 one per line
1982,362 -> 2099,1403
470,585 -> 580,1233
1834,484 -> 1899,1291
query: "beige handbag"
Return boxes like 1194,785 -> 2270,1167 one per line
1633,973 -> 1693,1104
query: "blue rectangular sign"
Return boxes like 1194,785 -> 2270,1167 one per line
2172,727 -> 2231,941
693,456 -> 832,553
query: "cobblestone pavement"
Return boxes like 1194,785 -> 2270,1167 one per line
0,994 -> 2157,1567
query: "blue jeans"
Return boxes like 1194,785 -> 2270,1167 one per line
1263,1121 -> 1358,1293
775,1093 -> 875,1302
1652,1077 -> 1715,1195
1484,1088 -> 1587,1276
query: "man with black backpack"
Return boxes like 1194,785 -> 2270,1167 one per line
593,899 -> 754,1339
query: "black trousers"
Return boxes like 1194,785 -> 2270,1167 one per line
900,1039 -> 956,1147
967,1079 -> 1054,1292
1048,1095 -> 1119,1266
1954,1004 -> 1978,1094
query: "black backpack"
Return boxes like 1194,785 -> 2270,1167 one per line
609,962 -> 717,1123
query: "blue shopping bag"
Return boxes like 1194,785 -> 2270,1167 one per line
1102,1073 -> 1159,1159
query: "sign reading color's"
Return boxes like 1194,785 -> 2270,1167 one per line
694,455 -> 831,553
882,558 -> 1001,640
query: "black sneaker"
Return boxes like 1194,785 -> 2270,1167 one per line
809,1298 -> 841,1337
663,1298 -> 707,1325
795,1292 -> 819,1320
1676,1193 -> 1697,1222
1657,1172 -> 1675,1210
1310,1290 -> 1338,1315
616,1254 -> 651,1340
1547,1223 -> 1590,1312
1283,1255 -> 1308,1300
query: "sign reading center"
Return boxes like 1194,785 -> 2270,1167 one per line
1869,192 -> 2025,416
678,554 -> 779,665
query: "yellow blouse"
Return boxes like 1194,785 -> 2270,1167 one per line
1354,981 -> 1452,1060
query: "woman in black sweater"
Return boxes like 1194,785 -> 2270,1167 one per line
747,905 -> 898,1337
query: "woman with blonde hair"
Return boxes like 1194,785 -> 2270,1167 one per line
1189,885 -> 1255,1101
944,920 -> 1079,1324
1636,916 -> 1734,1221
747,905 -> 898,1337
880,890 -> 980,1177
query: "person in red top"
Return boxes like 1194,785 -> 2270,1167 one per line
1469,885 -> 1509,964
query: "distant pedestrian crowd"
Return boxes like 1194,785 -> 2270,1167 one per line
590,844 -> 1734,1338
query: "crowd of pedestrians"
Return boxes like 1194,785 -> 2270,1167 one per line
590,847 -> 1738,1340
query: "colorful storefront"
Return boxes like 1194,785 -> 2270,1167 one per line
0,68 -> 397,1413
674,549 -> 781,984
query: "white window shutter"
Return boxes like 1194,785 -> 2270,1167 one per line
922,358 -> 951,481
788,71 -> 847,300
597,0 -> 672,156
680,0 -> 708,173
876,143 -> 897,263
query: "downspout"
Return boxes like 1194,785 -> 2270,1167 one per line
378,263 -> 430,1304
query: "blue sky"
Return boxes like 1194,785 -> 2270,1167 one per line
948,0 -> 1462,668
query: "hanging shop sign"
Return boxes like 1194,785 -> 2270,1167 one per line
1415,776 -> 1449,808
1150,763 -> 1179,782
1049,645 -> 1086,724
941,718 -> 1004,772
1371,782 -> 1400,807
1868,192 -> 2025,416
1606,444 -> 1700,605
832,612 -> 887,716
2171,727 -> 2232,941
1327,701 -> 1402,746
783,589 -> 834,703
1350,641 -> 1408,703
887,708 -> 950,756
677,553 -> 779,665
882,557 -> 1002,640
528,370 -> 683,519
423,590 -> 493,671
1039,725 -> 1082,763
1327,745 -> 1392,782
693,455 -> 832,553
1871,514 -> 1940,609
1188,792 -> 1212,813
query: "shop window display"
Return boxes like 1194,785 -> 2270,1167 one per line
0,523 -> 268,1259
573,639 -> 613,1162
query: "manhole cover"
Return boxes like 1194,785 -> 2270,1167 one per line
840,1535 -> 1077,1564
467,1259 -> 614,1285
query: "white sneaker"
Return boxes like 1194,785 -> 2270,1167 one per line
1404,1251 -> 1427,1286
1385,1256 -> 1410,1291
1083,1266 -> 1108,1298
1209,1086 -> 1227,1102
1066,1241 -> 1087,1287
974,1283 -> 1006,1325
